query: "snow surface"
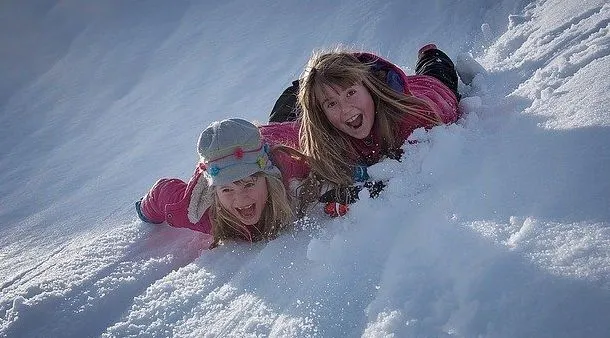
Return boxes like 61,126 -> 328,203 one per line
1,0 -> 610,337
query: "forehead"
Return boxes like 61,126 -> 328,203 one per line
218,174 -> 260,188
316,82 -> 354,102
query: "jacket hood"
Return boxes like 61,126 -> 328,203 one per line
355,52 -> 409,93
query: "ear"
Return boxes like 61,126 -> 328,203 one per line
187,173 -> 214,224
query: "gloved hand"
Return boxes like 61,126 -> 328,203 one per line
324,202 -> 349,217
385,148 -> 404,161
363,180 -> 386,198
319,185 -> 362,204
319,180 -> 387,217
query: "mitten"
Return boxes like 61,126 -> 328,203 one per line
363,180 -> 386,198
385,148 -> 404,161
324,202 -> 349,217
319,185 -> 362,204
319,180 -> 387,205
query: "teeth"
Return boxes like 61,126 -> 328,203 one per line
236,204 -> 254,211
346,115 -> 359,123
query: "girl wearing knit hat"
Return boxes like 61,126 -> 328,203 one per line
136,118 -> 310,248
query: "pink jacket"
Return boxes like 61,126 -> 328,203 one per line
138,121 -> 309,234
352,53 -> 460,165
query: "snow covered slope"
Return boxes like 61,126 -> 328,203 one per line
1,0 -> 609,337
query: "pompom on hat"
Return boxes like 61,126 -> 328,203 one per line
187,118 -> 281,223
197,118 -> 281,186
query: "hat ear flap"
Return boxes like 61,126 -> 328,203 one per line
187,173 -> 214,224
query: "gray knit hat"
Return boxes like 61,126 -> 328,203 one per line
197,118 -> 281,186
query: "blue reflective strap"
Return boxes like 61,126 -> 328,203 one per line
353,165 -> 370,182
386,69 -> 404,92
135,199 -> 163,224
370,61 -> 403,93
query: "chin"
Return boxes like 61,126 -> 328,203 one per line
347,126 -> 372,139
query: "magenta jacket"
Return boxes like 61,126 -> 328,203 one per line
138,121 -> 309,235
352,53 -> 460,165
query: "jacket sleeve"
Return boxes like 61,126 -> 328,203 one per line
139,178 -> 187,224
176,207 -> 213,234
260,122 -> 310,181
406,75 -> 460,124
271,150 -> 310,184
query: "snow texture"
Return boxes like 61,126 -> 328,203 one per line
1,0 -> 610,337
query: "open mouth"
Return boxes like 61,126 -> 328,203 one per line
345,114 -> 363,129
236,203 -> 256,218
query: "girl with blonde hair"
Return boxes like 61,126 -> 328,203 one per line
136,118 -> 310,248
298,44 -> 461,188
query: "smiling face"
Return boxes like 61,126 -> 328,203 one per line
319,82 -> 375,139
216,174 -> 268,226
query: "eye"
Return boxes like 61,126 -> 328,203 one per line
219,187 -> 233,194
325,101 -> 337,110
243,181 -> 256,188
346,88 -> 356,97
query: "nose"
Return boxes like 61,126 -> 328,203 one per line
338,98 -> 351,115
234,187 -> 250,202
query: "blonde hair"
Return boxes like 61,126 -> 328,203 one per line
298,48 -> 442,186
269,144 -> 323,217
208,171 -> 293,247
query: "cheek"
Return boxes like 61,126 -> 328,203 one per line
361,91 -> 375,113
256,184 -> 269,206
323,110 -> 343,129
216,192 -> 233,210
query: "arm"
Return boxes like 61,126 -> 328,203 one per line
406,75 -> 460,124
271,148 -> 310,183
138,178 -> 187,224
137,167 -> 215,236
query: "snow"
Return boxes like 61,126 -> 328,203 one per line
1,0 -> 610,337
